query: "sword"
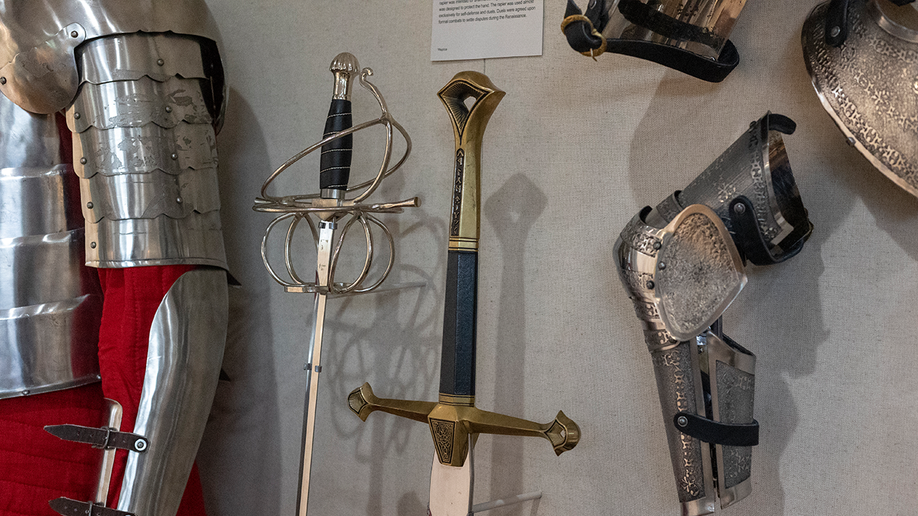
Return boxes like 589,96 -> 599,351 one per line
296,51 -> 359,516
347,71 -> 580,515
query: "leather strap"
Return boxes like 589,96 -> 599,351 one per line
673,412 -> 759,447
825,0 -> 850,47
561,0 -> 740,82
44,424 -> 148,453
49,497 -> 135,516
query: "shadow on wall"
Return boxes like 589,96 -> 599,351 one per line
197,89 -> 282,516
483,173 -> 548,515
324,154 -> 446,515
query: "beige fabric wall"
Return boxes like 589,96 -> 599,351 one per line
196,1 -> 918,515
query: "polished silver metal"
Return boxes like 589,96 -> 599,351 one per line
79,33 -> 210,86
255,66 -> 418,295
0,165 -> 80,239
615,205 -> 746,345
0,0 -> 223,116
677,114 -> 799,248
803,0 -> 918,196
66,76 -> 213,133
330,53 -> 360,101
0,92 -> 101,400
70,33 -> 226,269
614,114 -> 811,515
73,124 -> 219,179
0,295 -> 102,399
78,168 -> 220,222
85,211 -> 226,268
116,268 -> 227,516
584,0 -> 746,59
96,399 -> 124,505
255,54 -> 418,516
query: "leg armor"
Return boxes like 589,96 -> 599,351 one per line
0,3 -> 229,514
614,114 -> 813,515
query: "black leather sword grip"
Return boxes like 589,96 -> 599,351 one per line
319,98 -> 352,191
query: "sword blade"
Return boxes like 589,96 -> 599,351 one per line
296,220 -> 335,516
428,438 -> 473,516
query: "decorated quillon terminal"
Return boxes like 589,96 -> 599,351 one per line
614,114 -> 813,516
561,0 -> 747,82
802,0 -> 918,196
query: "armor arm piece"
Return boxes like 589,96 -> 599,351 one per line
0,92 -> 102,400
0,0 -> 225,119
117,268 -> 228,516
68,33 -> 227,269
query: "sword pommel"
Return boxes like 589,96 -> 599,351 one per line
438,72 -> 505,252
330,52 -> 360,101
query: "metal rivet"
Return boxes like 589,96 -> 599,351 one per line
135,439 -> 148,451
21,390 -> 30,396
176,197 -> 183,204
846,136 -> 856,147
829,26 -> 841,38
71,30 -> 79,38
170,153 -> 178,160
73,112 -> 81,119
733,202 -> 746,215
658,262 -> 666,270
677,415 -> 689,427
646,280 -> 655,290
157,58 -> 165,66
0,77 -> 6,85
79,157 -> 87,164
652,241 -> 662,250
90,241 -> 97,249
164,106 -> 173,113
86,202 -> 93,209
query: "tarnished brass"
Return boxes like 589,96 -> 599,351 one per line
348,383 -> 579,467
437,72 -> 505,252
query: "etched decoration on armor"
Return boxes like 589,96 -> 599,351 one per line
614,113 -> 812,515
560,0 -> 747,82
803,0 -> 918,196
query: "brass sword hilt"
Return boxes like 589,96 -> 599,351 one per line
347,72 -> 580,468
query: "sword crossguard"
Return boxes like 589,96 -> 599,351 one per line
348,383 -> 581,467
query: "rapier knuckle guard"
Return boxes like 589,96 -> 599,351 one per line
614,113 -> 813,515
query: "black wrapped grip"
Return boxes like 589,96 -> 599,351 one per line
319,98 -> 353,191
439,250 -> 478,397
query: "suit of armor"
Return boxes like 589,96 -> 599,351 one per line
0,2 -> 228,516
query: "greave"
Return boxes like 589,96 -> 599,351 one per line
615,114 -> 812,515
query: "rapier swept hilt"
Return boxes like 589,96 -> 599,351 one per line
253,53 -> 419,295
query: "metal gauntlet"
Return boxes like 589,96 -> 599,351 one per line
614,113 -> 812,515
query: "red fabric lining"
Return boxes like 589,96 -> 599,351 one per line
0,265 -> 208,516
